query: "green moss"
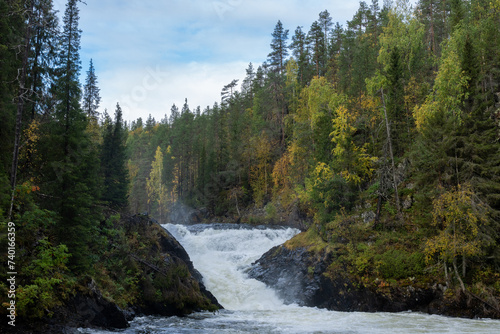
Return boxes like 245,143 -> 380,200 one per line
285,228 -> 329,253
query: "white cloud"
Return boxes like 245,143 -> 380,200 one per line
98,60 -> 249,122
54,0 -> 371,122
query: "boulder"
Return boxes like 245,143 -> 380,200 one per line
54,278 -> 129,330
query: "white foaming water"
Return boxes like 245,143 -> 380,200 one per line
80,224 -> 500,334
164,223 -> 298,311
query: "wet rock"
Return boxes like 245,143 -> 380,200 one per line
58,278 -> 129,330
156,221 -> 221,309
126,215 -> 222,316
249,245 -> 438,313
247,245 -> 328,306
167,202 -> 204,224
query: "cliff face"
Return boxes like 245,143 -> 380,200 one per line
131,216 -> 221,316
248,244 -> 499,319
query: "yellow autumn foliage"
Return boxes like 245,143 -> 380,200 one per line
425,183 -> 487,265
413,31 -> 470,130
248,133 -> 273,207
20,119 -> 41,166
330,105 -> 377,185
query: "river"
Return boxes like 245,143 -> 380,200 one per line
80,223 -> 500,334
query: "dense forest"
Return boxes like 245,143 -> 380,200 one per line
1,0 -> 500,325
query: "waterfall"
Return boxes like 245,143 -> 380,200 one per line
80,223 -> 500,333
163,223 -> 300,310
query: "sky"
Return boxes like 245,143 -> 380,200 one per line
51,0 -> 376,123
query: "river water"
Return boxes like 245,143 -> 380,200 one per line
80,223 -> 500,334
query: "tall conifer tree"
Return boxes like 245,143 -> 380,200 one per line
82,59 -> 101,118
101,103 -> 128,208
268,20 -> 289,74
44,0 -> 99,272
290,26 -> 310,85
308,21 -> 326,77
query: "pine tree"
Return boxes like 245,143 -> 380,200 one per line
326,22 -> 343,82
268,20 -> 289,74
290,26 -> 310,85
221,79 -> 239,103
307,21 -> 326,77
417,0 -> 450,58
318,10 -> 333,57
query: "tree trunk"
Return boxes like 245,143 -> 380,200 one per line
235,196 -> 240,217
444,260 -> 449,286
375,195 -> 383,224
462,255 -> 466,278
380,88 -> 402,218
8,3 -> 33,220
453,257 -> 466,292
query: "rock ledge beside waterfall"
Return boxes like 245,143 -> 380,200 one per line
248,244 -> 500,319
3,215 -> 221,334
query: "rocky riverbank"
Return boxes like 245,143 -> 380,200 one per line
2,214 -> 221,334
248,243 -> 500,319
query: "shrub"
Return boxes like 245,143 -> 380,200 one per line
375,249 -> 425,279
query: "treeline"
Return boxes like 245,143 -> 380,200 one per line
127,0 -> 500,295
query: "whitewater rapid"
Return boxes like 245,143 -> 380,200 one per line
80,223 -> 500,333
164,223 -> 299,311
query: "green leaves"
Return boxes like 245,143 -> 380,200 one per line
17,238 -> 72,318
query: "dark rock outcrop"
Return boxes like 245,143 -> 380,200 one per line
136,217 -> 222,314
4,214 -> 221,333
247,246 -> 328,306
52,278 -> 129,330
2,278 -> 128,334
248,244 -> 499,318
121,214 -> 222,316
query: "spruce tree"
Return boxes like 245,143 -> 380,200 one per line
385,46 -> 406,155
169,104 -> 179,124
27,0 -> 59,119
0,0 -> 23,218
43,0 -> 100,272
241,62 -> 255,103
101,104 -> 128,208
82,58 -> 101,118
